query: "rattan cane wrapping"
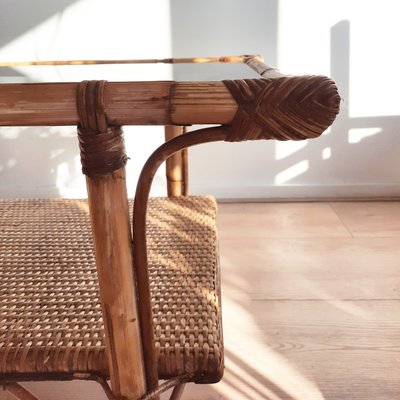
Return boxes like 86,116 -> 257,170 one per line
0,196 -> 223,382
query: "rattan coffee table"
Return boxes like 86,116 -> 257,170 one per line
0,55 -> 340,400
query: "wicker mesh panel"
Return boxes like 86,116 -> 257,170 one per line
0,197 -> 223,381
0,199 -> 105,375
147,197 -> 222,381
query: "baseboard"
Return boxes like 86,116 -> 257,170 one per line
189,183 -> 400,201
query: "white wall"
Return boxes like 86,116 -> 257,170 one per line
0,1 -> 398,399
170,0 -> 400,199
1,0 -> 400,199
0,0 -> 172,198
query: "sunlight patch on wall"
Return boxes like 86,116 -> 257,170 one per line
278,0 -> 400,117
349,2 -> 400,117
275,141 -> 307,161
56,162 -> 70,196
322,147 -> 331,160
348,127 -> 382,144
0,127 -> 25,139
50,148 -> 65,160
6,158 -> 17,168
56,155 -> 87,198
275,160 -> 309,185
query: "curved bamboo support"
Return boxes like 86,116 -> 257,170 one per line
133,127 -> 229,397
132,71 -> 340,384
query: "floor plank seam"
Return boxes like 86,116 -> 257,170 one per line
328,202 -> 355,238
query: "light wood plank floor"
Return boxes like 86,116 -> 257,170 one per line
2,202 -> 399,400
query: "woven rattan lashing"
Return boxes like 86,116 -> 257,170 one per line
223,77 -> 340,142
0,196 -> 223,383
77,80 -> 128,177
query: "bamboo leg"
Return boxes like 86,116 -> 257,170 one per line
169,384 -> 186,400
85,168 -> 147,399
164,126 -> 188,196
3,383 -> 39,400
181,126 -> 189,196
77,80 -> 152,399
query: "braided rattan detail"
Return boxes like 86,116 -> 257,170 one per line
0,197 -> 222,382
223,76 -> 340,142
77,80 -> 127,177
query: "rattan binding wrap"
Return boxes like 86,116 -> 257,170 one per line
77,80 -> 128,177
223,76 -> 340,142
0,197 -> 223,383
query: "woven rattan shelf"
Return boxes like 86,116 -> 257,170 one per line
0,196 -> 222,379
0,54 -> 340,400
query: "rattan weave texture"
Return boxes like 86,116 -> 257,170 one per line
0,196 -> 222,382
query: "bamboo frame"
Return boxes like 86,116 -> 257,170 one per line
132,66 -> 340,390
0,54 -> 263,68
0,374 -> 115,400
181,126 -> 189,195
164,125 -> 189,196
0,81 -> 234,126
169,384 -> 186,400
139,376 -> 191,400
85,168 -> 147,400
0,55 -> 340,400
76,80 -> 148,399
0,55 -> 280,127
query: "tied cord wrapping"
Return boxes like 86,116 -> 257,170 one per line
223,76 -> 340,142
77,80 -> 127,176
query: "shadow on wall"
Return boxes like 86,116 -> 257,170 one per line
283,19 -> 400,195
0,0 -> 78,48
170,11 -> 400,198
323,20 -> 400,193
167,6 -> 400,400
0,0 -> 170,199
170,0 -> 278,81
263,19 -> 400,197
0,0 -> 82,198
0,127 -> 80,198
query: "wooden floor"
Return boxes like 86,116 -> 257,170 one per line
2,202 -> 399,400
